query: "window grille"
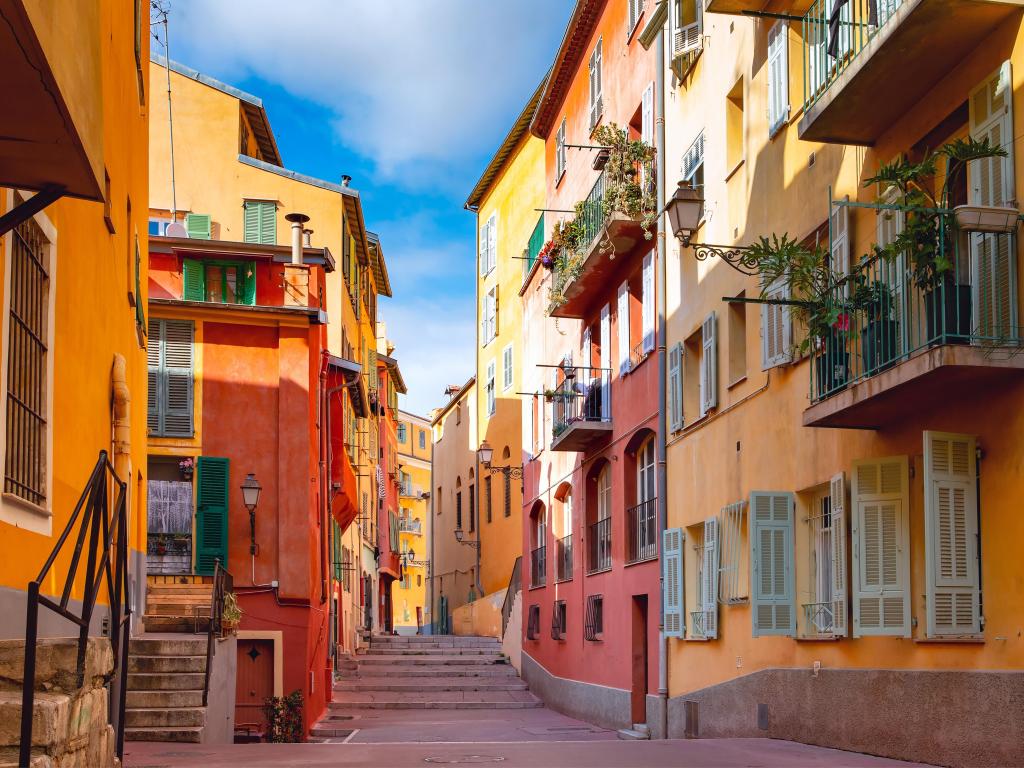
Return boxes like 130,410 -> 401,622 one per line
718,501 -> 748,603
584,595 -> 603,641
526,604 -> 541,640
551,600 -> 566,641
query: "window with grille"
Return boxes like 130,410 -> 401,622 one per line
504,471 -> 511,518
584,595 -> 603,641
551,600 -> 567,641
717,501 -> 748,603
485,476 -> 493,524
5,216 -> 51,508
526,604 -> 541,640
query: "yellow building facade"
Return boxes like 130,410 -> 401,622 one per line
394,410 -> 432,634
465,83 -> 547,596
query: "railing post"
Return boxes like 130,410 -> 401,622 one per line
19,581 -> 40,768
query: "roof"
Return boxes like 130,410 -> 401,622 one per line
378,353 -> 407,394
530,0 -> 605,139
464,77 -> 547,211
367,232 -> 393,298
153,55 -> 283,166
398,409 -> 431,426
150,235 -> 335,272
327,355 -> 368,418
430,377 -> 475,426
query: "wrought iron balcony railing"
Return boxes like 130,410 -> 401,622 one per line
587,517 -> 612,574
530,545 -> 547,589
803,601 -> 839,635
551,365 -> 611,448
626,498 -> 658,564
555,534 -> 574,582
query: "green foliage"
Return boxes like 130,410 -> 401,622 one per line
222,591 -> 242,624
264,689 -> 304,743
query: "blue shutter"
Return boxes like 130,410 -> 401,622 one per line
663,528 -> 685,638
750,491 -> 795,637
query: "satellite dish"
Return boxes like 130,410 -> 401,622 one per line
165,222 -> 188,238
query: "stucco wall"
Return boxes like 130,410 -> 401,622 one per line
203,635 -> 237,744
452,588 -> 505,638
522,650 -> 631,731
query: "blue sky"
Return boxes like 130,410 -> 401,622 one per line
161,1 -> 573,416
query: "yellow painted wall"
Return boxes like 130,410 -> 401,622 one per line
0,1 -> 149,616
474,134 -> 546,595
394,411 -> 431,632
662,12 -> 1024,696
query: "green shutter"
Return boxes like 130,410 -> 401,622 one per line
749,491 -> 795,637
147,318 -> 161,434
182,258 -> 205,302
243,202 -> 260,243
195,456 -> 230,575
162,320 -> 195,437
240,261 -> 257,305
259,202 -> 276,244
185,213 -> 211,239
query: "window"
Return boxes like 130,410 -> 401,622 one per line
502,344 -> 514,391
767,22 -> 790,136
617,281 -> 631,374
681,131 -> 704,191
4,214 -> 53,511
588,38 -> 603,130
456,487 -> 463,530
182,259 -> 256,305
682,313 -> 717,420
397,423 -> 407,443
504,470 -> 512,517
671,0 -> 702,58
829,197 -> 851,287
641,253 -> 654,354
436,486 -> 442,516
727,293 -> 748,384
468,483 -> 475,533
482,287 -> 498,345
687,518 -> 719,639
184,213 -> 211,240
419,430 -> 426,449
801,477 -> 846,637
486,360 -> 496,416
342,546 -> 352,593
718,501 -> 748,604
485,476 -> 493,524
147,319 -> 195,438
584,595 -> 604,641
761,278 -> 793,369
750,492 -> 795,637
243,201 -> 277,245
479,213 -> 497,276
637,438 -> 656,504
628,0 -> 644,33
551,600 -> 567,641
726,77 -> 745,172
526,604 -> 541,640
556,119 -> 567,180
668,343 -> 683,432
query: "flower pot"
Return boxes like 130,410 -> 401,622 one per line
924,281 -> 971,344
181,470 -> 193,481
861,318 -> 899,375
222,618 -> 239,634
814,331 -> 849,398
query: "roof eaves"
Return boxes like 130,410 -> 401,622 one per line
367,231 -> 393,298
430,377 -> 476,426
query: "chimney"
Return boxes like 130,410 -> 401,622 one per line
285,212 -> 310,265
341,175 -> 352,187
303,228 -> 313,247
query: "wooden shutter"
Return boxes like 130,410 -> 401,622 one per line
503,345 -> 513,390
761,280 -> 793,369
162,320 -> 195,437
923,432 -> 980,636
617,281 -> 630,374
259,202 -> 276,244
749,491 -> 795,637
851,456 -> 911,637
488,215 -> 498,274
589,39 -> 603,129
641,83 -> 654,146
479,217 -> 490,276
182,258 -> 205,302
240,262 -> 257,306
663,528 -> 685,638
600,303 -> 611,420
185,213 -> 211,239
146,318 -> 161,434
673,0 -> 701,56
700,312 -> 717,417
768,22 -> 789,135
642,253 -> 655,353
830,472 -> 849,636
243,202 -> 260,243
829,198 -> 850,285
702,517 -> 719,638
195,456 -> 229,575
668,343 -> 683,432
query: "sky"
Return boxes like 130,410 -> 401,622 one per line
160,0 -> 574,416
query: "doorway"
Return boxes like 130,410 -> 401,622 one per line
630,595 -> 649,725
236,639 -> 274,737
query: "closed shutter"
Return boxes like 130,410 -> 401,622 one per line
240,262 -> 257,306
617,281 -> 631,374
479,217 -> 490,276
969,62 -> 1018,343
924,432 -> 980,636
663,527 -> 685,638
243,202 -> 260,243
182,258 -> 205,302
830,197 -> 850,287
702,517 -> 719,639
600,303 -> 611,420
700,312 -> 717,417
146,318 -> 161,434
851,456 -> 911,637
488,215 -> 498,275
641,84 -> 654,146
589,39 -> 603,129
503,345 -> 513,390
761,280 -> 793,369
259,202 -> 276,244
185,213 -> 211,239
767,22 -> 789,135
163,320 -> 195,437
195,456 -> 229,576
642,253 -> 655,352
557,119 -> 567,178
829,472 -> 849,636
243,201 -> 276,244
749,492 -> 795,637
668,343 -> 683,432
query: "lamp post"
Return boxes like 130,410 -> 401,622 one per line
665,181 -> 762,276
241,473 -> 262,555
476,440 -> 524,480
453,528 -> 479,548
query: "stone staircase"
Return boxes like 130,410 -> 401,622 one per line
124,635 -> 209,743
315,635 -> 539,735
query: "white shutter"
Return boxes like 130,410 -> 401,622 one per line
829,472 -> 848,637
600,303 -> 611,420
617,281 -> 631,374
668,343 -> 683,432
589,40 -> 603,129
479,218 -> 489,277
876,192 -> 908,357
767,22 -> 789,135
851,456 -> 911,637
761,280 -> 793,369
641,83 -> 654,146
486,360 -> 496,415
702,517 -> 719,639
749,492 -> 795,637
924,432 -> 980,636
556,119 -> 567,178
700,312 -> 717,417
663,528 -> 685,639
969,62 -> 1018,344
582,326 -> 592,372
830,197 -> 850,288
642,252 -> 655,353
673,0 -> 701,56
488,214 -> 498,274
502,345 -> 513,391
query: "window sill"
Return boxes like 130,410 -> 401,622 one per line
796,635 -> 841,642
914,636 -> 985,644
625,555 -> 658,568
554,576 -> 574,585
586,566 -> 612,577
726,374 -> 747,390
555,169 -> 566,189
528,584 -> 547,591
685,636 -> 711,642
724,158 -> 745,183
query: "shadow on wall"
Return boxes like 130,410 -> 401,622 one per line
452,587 -> 505,638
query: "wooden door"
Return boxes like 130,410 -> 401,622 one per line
236,639 -> 274,738
630,595 -> 649,725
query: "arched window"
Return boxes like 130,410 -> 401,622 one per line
637,436 -> 656,504
597,464 -> 612,521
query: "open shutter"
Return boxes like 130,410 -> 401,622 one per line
600,304 -> 611,420
195,456 -> 229,576
642,253 -> 655,353
663,528 -> 685,638
240,262 -> 257,306
488,215 -> 498,274
830,197 -> 850,286
851,456 -> 911,637
185,212 -> 211,239
617,281 -> 631,374
673,0 -> 701,56
668,343 -> 683,432
641,84 -> 654,146
761,280 -> 793,369
749,492 -> 795,637
700,312 -> 717,417
162,320 -> 195,437
830,472 -> 849,636
924,432 -> 980,636
702,517 -> 719,639
479,217 -> 490,276
767,22 -> 790,135
182,258 -> 205,302
147,318 -> 161,434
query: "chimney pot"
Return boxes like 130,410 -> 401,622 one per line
303,228 -> 313,247
341,175 -> 352,187
285,212 -> 310,265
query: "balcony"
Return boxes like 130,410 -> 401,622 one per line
550,366 -> 613,452
555,535 -> 574,582
805,202 -> 1024,429
799,0 -> 1024,145
587,518 -> 612,574
398,518 -> 422,535
703,0 -> 768,15
530,545 -> 547,589
626,499 -> 658,564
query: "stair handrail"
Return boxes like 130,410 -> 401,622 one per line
19,450 -> 131,768
501,556 -> 523,638
202,559 -> 232,707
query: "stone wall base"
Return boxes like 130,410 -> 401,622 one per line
521,651 -> 630,731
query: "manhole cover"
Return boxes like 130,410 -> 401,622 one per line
423,757 -> 506,764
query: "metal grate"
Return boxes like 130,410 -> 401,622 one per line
626,499 -> 658,564
550,600 -> 566,641
530,545 -> 547,588
718,501 -> 748,603
584,594 -> 603,641
587,517 -> 612,573
526,604 -> 541,640
555,534 -> 574,582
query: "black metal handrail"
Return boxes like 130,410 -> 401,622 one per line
626,498 -> 658,564
20,451 -> 130,768
202,559 -> 232,707
587,518 -> 612,573
501,556 -> 522,637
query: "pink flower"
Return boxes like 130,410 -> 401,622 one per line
833,313 -> 851,332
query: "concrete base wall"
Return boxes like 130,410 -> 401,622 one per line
667,667 -> 1024,768
202,635 -> 236,744
521,651 -> 630,731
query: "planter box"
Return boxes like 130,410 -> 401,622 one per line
925,283 -> 972,344
953,204 -> 1019,234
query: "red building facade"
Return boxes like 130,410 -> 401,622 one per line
375,352 -> 406,632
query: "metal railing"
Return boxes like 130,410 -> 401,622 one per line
203,560 -> 232,706
552,365 -> 611,440
530,545 -> 547,588
20,452 -> 130,768
811,200 -> 1020,403
587,518 -> 612,573
803,601 -> 839,635
626,499 -> 658,564
802,0 -> 904,113
398,518 -> 422,534
690,610 -> 707,638
501,556 -> 522,637
555,535 -> 574,582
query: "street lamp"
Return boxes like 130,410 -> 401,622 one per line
453,528 -> 479,548
241,473 -> 262,555
476,441 -> 523,480
666,180 -> 762,276
478,440 -> 494,467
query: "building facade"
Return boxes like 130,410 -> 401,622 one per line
394,410 -> 432,635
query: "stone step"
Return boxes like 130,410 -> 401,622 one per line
144,605 -> 212,619
369,638 -> 499,647
0,638 -> 112,693
145,584 -> 213,594
340,665 -> 516,679
0,691 -> 70,749
142,616 -> 210,633
125,706 -> 205,728
128,655 -> 206,674
0,747 -> 51,768
335,679 -> 528,692
127,672 -> 205,691
329,698 -> 542,710
146,590 -> 213,600
129,637 -> 207,656
356,655 -> 507,665
126,689 -> 204,709
617,727 -> 651,740
124,726 -> 203,743
363,647 -> 500,656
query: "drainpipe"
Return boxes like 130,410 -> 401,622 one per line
110,354 -> 134,618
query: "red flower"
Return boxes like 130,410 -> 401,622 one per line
833,312 -> 851,332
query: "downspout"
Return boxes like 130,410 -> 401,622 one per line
110,354 -> 134,615
470,204 -> 484,603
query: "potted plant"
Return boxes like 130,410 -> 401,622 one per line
222,591 -> 242,634
816,316 -> 851,397
849,264 -> 899,374
178,457 -> 195,480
